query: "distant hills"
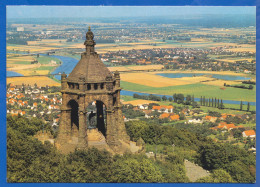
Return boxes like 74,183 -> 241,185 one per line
7,14 -> 255,28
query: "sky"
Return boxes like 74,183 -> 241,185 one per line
7,6 -> 256,19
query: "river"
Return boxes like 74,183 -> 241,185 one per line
6,52 -> 256,106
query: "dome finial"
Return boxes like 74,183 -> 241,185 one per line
84,26 -> 95,55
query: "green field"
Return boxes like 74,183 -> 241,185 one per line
37,56 -> 61,64
240,123 -> 256,128
121,81 -> 256,102
55,52 -> 81,60
35,66 -> 56,71
120,95 -> 137,102
13,61 -> 31,64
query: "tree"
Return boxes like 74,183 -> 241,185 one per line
240,101 -> 243,111
224,160 -> 255,183
247,102 -> 250,112
7,83 -> 11,89
200,96 -> 202,106
231,128 -> 243,138
196,169 -> 235,183
212,98 -> 214,107
173,93 -> 177,102
185,95 -> 192,105
179,113 -> 185,120
148,103 -> 159,110
133,93 -> 139,98
110,155 -> 164,183
186,95 -> 191,102
249,85 -> 253,90
168,97 -> 173,102
192,101 -> 199,108
198,144 -> 230,170
162,95 -> 167,101
215,98 -> 217,107
220,99 -> 224,109
176,94 -> 185,104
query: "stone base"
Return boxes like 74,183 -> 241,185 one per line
34,131 -> 55,145
56,129 -> 143,155
55,136 -> 80,154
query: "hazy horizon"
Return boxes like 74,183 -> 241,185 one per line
7,6 -> 256,19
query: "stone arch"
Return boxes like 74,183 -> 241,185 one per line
67,99 -> 79,137
86,100 -> 107,137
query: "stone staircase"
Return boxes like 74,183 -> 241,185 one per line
184,160 -> 210,182
87,129 -> 114,153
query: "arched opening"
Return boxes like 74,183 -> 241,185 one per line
94,83 -> 98,90
67,100 -> 79,136
86,100 -> 107,137
113,96 -> 116,105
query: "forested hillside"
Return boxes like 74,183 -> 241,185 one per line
7,115 -> 255,183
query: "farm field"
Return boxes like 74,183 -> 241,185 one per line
120,81 -> 256,102
207,55 -> 255,63
7,76 -> 60,87
223,47 -> 256,53
151,70 -> 251,76
108,65 -> 164,72
7,55 -> 61,76
122,99 -> 159,106
7,33 -> 256,54
120,72 -> 217,87
118,69 -> 254,85
119,70 -> 255,102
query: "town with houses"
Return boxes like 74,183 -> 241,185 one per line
7,83 -> 256,153
7,84 -> 61,129
100,47 -> 255,74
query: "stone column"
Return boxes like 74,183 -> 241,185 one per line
106,109 -> 118,147
58,91 -> 71,142
115,106 -> 130,143
77,95 -> 87,149
58,106 -> 70,142
78,108 -> 87,148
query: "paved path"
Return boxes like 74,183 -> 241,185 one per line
184,160 -> 210,182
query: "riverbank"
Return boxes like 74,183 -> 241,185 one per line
151,70 -> 253,78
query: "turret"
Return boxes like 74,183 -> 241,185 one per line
61,72 -> 67,90
114,70 -> 120,87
